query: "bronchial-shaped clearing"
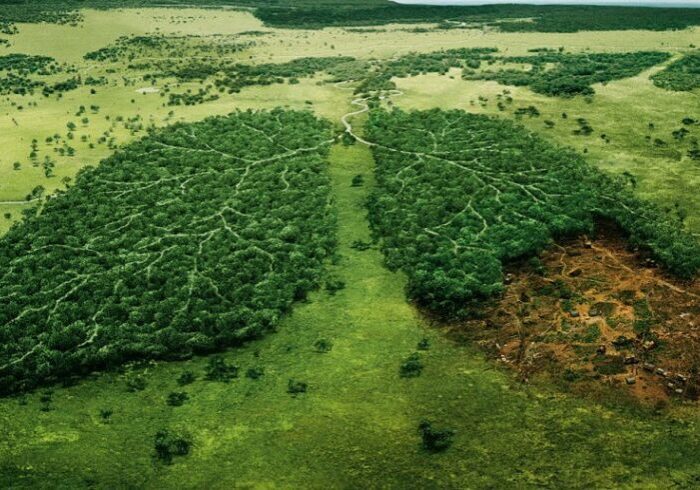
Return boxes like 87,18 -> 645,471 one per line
366,109 -> 700,316
0,109 -> 336,394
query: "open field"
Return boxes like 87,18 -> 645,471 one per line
0,6 -> 699,488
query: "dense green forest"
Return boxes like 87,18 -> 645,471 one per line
255,4 -> 700,31
652,52 -> 700,91
366,109 -> 700,317
0,109 -> 336,395
463,51 -> 670,97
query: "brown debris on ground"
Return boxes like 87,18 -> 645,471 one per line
449,221 -> 700,406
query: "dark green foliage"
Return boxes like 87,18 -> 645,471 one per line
514,106 -> 540,118
416,338 -> 430,351
464,51 -> 669,97
0,53 -> 74,96
212,56 -> 354,93
562,368 -> 582,383
125,373 -> 147,392
83,35 -> 350,97
255,4 -> 700,32
166,391 -> 189,407
351,174 -> 364,187
313,339 -> 333,353
287,379 -> 307,395
418,420 -> 455,453
167,90 -> 219,106
0,109 -> 336,395
612,335 -> 633,349
154,428 -> 191,464
176,370 -> 196,386
9,2 -> 700,35
245,367 -> 264,379
399,352 -> 423,378
575,324 -> 601,344
632,300 -> 654,336
366,109 -> 700,317
84,34 -> 246,62
99,408 -> 113,421
353,48 -> 496,96
379,48 -> 497,79
0,3 -> 80,33
203,357 -> 238,383
652,52 -> 700,91
350,239 -> 372,251
358,48 -> 665,99
595,356 -> 627,375
324,277 -> 346,295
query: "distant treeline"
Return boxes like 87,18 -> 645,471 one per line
4,1 -> 700,33
256,4 -> 700,32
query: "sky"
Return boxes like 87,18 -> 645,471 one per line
395,0 -> 700,5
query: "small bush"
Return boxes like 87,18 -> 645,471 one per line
177,370 -> 196,386
166,392 -> 189,407
418,420 -> 455,453
314,339 -> 333,353
125,373 -> 147,392
287,379 -> 308,395
245,367 -> 264,379
204,357 -> 239,383
154,429 -> 191,464
325,277 -> 346,295
400,353 -> 423,378
351,174 -> 364,187
594,355 -> 626,375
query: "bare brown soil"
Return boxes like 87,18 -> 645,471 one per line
446,222 -> 700,406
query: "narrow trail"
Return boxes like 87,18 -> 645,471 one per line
338,87 -> 404,146
0,200 -> 36,205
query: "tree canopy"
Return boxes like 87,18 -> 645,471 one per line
0,109 -> 337,394
652,52 -> 700,91
366,108 -> 700,317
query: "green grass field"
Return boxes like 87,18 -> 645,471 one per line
1,7 -> 700,488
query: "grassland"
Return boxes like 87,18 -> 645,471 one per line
1,6 -> 700,488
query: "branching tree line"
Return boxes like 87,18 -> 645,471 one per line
345,48 -> 670,98
0,109 -> 337,395
463,51 -> 670,97
365,108 -> 700,318
652,52 -> 700,91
